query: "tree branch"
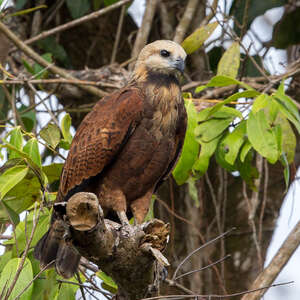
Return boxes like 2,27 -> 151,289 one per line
0,20 -> 107,98
241,218 -> 300,300
64,192 -> 170,299
10,0 -> 132,49
130,0 -> 158,69
173,0 -> 198,44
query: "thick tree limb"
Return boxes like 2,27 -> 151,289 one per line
130,0 -> 158,69
173,0 -> 198,44
241,218 -> 300,300
65,192 -> 170,300
10,0 -> 132,49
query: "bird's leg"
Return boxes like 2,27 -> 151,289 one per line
131,189 -> 153,225
117,210 -> 130,226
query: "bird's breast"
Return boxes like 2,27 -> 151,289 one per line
143,82 -> 182,140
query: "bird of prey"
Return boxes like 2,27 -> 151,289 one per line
34,40 -> 187,278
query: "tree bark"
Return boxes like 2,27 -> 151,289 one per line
65,192 -> 170,300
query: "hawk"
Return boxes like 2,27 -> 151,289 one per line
34,40 -> 187,278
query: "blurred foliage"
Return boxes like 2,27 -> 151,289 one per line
273,7 -> 300,48
230,0 -> 286,36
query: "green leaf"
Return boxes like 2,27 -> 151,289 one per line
1,143 -> 46,187
195,117 -> 234,143
36,37 -> 70,67
237,150 -> 259,189
209,90 -> 260,116
181,22 -> 218,54
97,271 -> 118,293
61,114 -> 73,144
4,209 -> 50,252
272,96 -> 300,134
66,0 -> 90,19
280,154 -> 290,191
22,59 -> 35,75
195,85 -> 207,94
207,75 -> 242,87
215,140 -> 237,172
0,176 -> 41,222
23,138 -> 42,168
240,140 -> 252,163
217,42 -> 240,78
275,82 -> 300,121
18,105 -> 36,132
274,113 -> 297,163
0,258 -> 33,300
59,139 -> 71,150
40,123 -> 61,149
247,110 -> 279,164
33,53 -> 52,79
173,100 -> 200,185
219,121 -> 246,165
0,201 -> 20,226
193,136 -> 220,175
252,94 -> 270,113
42,163 -> 63,184
272,124 -> 282,157
55,282 -> 78,300
8,127 -> 23,159
0,165 -> 28,200
0,251 -> 12,274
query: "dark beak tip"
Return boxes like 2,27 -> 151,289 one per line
175,59 -> 185,73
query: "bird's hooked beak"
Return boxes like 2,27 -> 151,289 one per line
173,57 -> 185,74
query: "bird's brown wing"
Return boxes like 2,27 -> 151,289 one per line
57,87 -> 144,201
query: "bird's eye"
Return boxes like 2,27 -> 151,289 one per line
160,50 -> 170,57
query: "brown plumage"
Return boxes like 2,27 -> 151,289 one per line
34,40 -> 187,278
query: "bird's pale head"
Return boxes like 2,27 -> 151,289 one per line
134,40 -> 187,77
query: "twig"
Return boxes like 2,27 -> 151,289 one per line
248,155 -> 264,269
173,0 -> 198,43
130,0 -> 158,69
0,235 -> 12,239
27,81 -> 60,127
10,0 -> 132,49
142,281 -> 293,299
241,221 -> 300,299
156,196 -> 228,294
172,228 -> 235,280
0,20 -> 107,98
75,272 -> 87,300
13,260 -> 55,300
57,279 -> 102,293
0,78 -> 106,86
4,203 -> 42,300
110,4 -> 126,64
201,0 -> 219,26
258,159 -> 268,246
165,279 -> 195,295
240,0 -> 250,39
175,254 -> 231,280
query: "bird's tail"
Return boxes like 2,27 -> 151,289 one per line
34,219 -> 81,278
